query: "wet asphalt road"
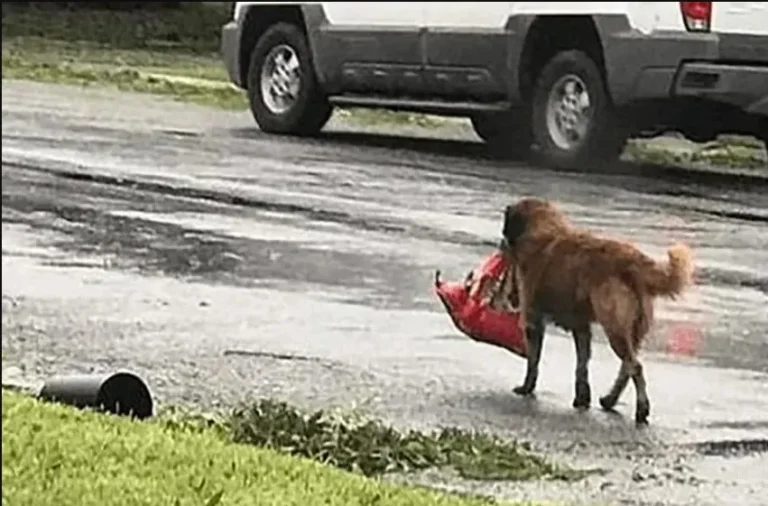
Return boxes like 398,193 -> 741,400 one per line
3,80 -> 768,505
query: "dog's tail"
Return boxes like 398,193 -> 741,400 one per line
641,243 -> 694,298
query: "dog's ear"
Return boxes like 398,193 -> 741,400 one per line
502,204 -> 527,246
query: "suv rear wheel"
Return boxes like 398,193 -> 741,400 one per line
531,50 -> 627,170
758,122 -> 768,152
247,22 -> 332,135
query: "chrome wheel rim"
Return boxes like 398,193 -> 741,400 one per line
545,74 -> 592,150
260,44 -> 302,114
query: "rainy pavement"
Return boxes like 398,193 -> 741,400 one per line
2,80 -> 768,505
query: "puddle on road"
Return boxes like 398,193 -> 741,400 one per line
1,168 -> 435,312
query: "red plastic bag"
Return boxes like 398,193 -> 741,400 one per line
434,252 -> 527,358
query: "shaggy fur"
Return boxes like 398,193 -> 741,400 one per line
499,198 -> 694,424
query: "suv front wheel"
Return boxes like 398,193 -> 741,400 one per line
247,22 -> 332,135
531,50 -> 627,171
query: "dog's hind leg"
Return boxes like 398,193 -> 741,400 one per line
628,294 -> 652,425
513,313 -> 545,396
572,326 -> 592,409
595,282 -> 652,424
599,333 -> 642,418
629,358 -> 650,425
599,360 -> 630,411
599,342 -> 650,424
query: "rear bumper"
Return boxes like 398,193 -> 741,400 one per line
674,63 -> 768,115
606,30 -> 768,117
221,20 -> 243,89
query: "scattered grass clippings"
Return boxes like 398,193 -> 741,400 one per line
226,398 -> 595,482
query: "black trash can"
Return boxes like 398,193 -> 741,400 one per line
38,372 -> 153,420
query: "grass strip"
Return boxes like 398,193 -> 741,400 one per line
3,390 -> 546,506
1,40 -> 247,110
624,138 -> 766,170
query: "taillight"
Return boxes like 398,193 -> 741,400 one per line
680,2 -> 712,32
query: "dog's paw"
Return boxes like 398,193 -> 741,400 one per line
513,385 -> 535,397
572,394 -> 591,410
573,382 -> 591,409
635,401 -> 650,426
599,394 -> 618,412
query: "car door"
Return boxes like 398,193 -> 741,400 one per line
423,2 -> 516,100
311,2 -> 428,96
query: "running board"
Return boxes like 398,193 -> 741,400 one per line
328,95 -> 511,116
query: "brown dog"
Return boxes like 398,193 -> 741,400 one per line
499,198 -> 694,424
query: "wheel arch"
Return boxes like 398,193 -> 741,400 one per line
238,4 -> 329,89
517,15 -> 607,104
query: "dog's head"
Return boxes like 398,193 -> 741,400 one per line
501,198 -> 568,249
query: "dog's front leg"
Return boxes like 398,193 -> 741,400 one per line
572,327 -> 592,409
515,266 -> 528,333
513,313 -> 545,396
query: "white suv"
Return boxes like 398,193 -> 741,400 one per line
221,2 -> 768,170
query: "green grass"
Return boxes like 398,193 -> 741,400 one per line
624,137 -> 767,170
2,47 -> 248,110
3,37 -> 229,80
2,391 -> 549,506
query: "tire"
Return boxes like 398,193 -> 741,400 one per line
531,50 -> 627,171
247,22 -> 332,135
470,110 -> 532,159
758,126 -> 768,152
